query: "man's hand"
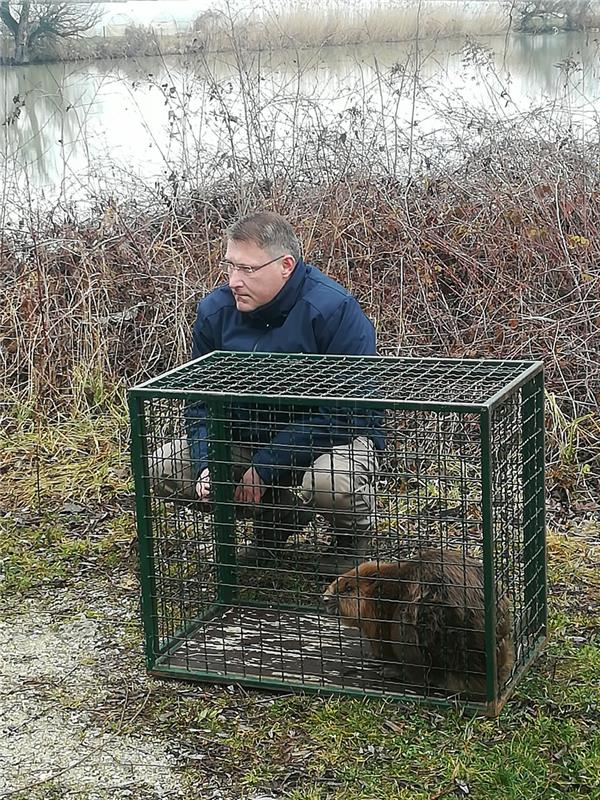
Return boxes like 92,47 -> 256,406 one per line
196,467 -> 211,501
234,467 -> 265,505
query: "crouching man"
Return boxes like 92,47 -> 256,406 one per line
151,211 -> 384,571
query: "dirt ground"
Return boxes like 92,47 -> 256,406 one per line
0,581 -> 189,800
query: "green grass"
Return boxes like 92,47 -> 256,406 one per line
0,511 -> 135,593
2,410 -> 599,800
136,638 -> 599,799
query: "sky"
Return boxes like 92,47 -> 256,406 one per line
92,0 -> 423,34
99,1 -> 217,30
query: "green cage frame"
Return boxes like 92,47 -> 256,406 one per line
129,352 -> 546,716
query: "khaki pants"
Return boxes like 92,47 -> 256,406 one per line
149,436 -> 378,539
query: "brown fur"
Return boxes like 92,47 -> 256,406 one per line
323,549 -> 514,697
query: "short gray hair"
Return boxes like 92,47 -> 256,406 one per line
226,211 -> 301,263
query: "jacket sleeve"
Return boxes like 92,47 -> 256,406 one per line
251,297 -> 383,485
184,303 -> 216,477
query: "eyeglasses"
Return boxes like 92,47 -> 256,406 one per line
219,254 -> 286,276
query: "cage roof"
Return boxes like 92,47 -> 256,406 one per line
130,352 -> 542,410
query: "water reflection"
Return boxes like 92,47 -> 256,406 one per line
1,60 -> 179,195
1,31 -> 599,204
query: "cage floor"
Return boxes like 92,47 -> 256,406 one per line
158,606 -> 416,695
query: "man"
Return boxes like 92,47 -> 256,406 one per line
153,211 -> 383,571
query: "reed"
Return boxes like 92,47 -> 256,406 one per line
258,1 -> 509,49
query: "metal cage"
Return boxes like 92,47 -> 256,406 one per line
129,352 -> 546,716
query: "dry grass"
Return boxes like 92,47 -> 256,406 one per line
1,34 -> 599,504
195,1 -> 600,54
3,2 -> 513,65
2,132 -> 600,501
0,389 -> 130,510
258,1 -> 509,49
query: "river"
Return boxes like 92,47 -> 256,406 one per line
1,31 -> 599,208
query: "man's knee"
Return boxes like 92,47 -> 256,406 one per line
148,437 -> 198,502
300,438 -> 377,514
301,462 -> 351,511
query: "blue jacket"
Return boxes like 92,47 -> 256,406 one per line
187,259 -> 384,485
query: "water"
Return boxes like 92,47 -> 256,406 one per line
1,31 -> 599,208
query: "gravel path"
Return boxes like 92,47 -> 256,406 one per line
0,590 -> 184,800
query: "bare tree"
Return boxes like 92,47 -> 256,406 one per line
0,2 -> 101,64
507,0 -> 591,32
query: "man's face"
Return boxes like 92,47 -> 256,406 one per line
225,238 -> 296,312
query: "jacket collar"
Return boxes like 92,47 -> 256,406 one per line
245,259 -> 308,326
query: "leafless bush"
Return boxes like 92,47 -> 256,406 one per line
1,35 -> 599,497
512,0 -> 596,32
2,129 -> 599,484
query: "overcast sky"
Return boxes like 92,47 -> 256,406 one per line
100,1 -> 217,27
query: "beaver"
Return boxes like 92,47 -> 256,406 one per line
323,548 -> 514,697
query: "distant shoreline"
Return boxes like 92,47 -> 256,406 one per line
2,0 -> 599,68
1,26 -> 597,69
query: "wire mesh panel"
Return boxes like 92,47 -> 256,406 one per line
129,352 -> 546,715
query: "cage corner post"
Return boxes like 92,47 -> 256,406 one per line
479,406 -> 500,714
522,370 -> 547,645
205,396 -> 237,608
128,391 -> 160,671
